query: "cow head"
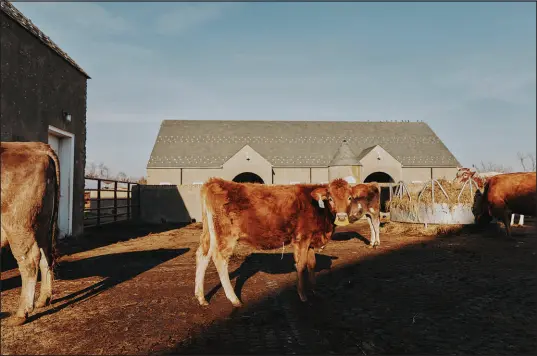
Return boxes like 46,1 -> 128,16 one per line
311,178 -> 355,226
348,183 -> 377,222
472,189 -> 492,224
455,167 -> 476,182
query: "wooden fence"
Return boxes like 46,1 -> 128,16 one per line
84,177 -> 140,228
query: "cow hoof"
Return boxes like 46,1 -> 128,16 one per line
231,300 -> 243,308
299,294 -> 308,302
197,298 -> 209,307
5,316 -> 27,327
367,245 -> 374,249
35,297 -> 52,309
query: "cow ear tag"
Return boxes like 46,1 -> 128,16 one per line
318,198 -> 325,209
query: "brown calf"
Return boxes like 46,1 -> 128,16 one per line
349,182 -> 381,247
1,142 -> 60,326
473,172 -> 536,238
195,178 -> 358,307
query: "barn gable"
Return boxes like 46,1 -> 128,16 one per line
222,145 -> 272,184
147,120 -> 460,169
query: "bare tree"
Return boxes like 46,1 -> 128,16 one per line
517,152 -> 527,171
528,153 -> 536,172
478,161 -> 511,173
116,171 -> 128,181
85,161 -> 98,178
97,163 -> 110,179
517,152 -> 536,172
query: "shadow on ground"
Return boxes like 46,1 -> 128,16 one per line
60,221 -> 190,256
206,252 -> 338,302
0,222 -> 188,273
168,230 -> 537,355
332,230 -> 369,244
2,248 -> 188,322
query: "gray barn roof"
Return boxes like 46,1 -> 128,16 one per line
329,140 -> 361,166
147,120 -> 460,168
1,0 -> 90,78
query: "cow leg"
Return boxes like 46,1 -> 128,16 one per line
366,214 -> 381,248
366,215 -> 375,248
306,247 -> 317,294
35,248 -> 53,308
510,214 -> 515,226
519,215 -> 524,226
194,234 -> 211,306
212,248 -> 242,307
293,242 -> 309,302
7,242 -> 40,326
500,211 -> 514,239
372,214 -> 381,247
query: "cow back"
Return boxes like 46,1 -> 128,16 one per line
483,172 -> 537,216
203,178 -> 332,249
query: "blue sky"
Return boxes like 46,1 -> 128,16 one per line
14,1 -> 536,178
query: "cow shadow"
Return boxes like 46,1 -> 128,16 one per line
169,226 -> 537,355
332,230 -> 370,244
205,252 -> 337,302
1,248 -> 188,322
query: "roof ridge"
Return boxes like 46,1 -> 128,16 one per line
1,0 -> 90,78
161,119 -> 428,124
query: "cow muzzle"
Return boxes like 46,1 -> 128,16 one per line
334,213 -> 350,226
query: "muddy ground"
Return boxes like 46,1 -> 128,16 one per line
1,219 -> 536,355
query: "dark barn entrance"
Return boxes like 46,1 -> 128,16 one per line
364,172 -> 394,212
233,172 -> 264,184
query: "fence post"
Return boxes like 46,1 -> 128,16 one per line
127,182 -> 131,220
97,179 -> 101,226
137,184 -> 141,220
114,181 -> 118,222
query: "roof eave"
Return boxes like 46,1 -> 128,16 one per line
1,1 -> 90,79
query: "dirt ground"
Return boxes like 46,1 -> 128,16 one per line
1,219 -> 536,355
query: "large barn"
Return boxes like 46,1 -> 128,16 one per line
146,120 -> 460,187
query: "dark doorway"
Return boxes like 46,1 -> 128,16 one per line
364,171 -> 394,212
364,172 -> 394,184
233,172 -> 264,184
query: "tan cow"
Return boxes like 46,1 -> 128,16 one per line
195,178 -> 359,307
455,167 -> 525,226
1,142 -> 60,326
472,172 -> 536,238
349,182 -> 381,248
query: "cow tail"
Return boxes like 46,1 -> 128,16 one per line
199,185 -> 211,256
47,148 -> 61,274
481,181 -> 492,217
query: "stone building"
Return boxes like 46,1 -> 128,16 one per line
1,1 -> 90,237
147,120 -> 460,186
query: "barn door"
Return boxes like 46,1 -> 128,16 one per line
48,129 -> 74,238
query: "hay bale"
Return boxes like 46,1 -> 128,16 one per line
388,179 -> 476,213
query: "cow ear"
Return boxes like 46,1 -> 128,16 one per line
311,187 -> 328,208
350,185 -> 361,198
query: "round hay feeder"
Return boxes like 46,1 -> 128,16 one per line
389,179 -> 479,226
